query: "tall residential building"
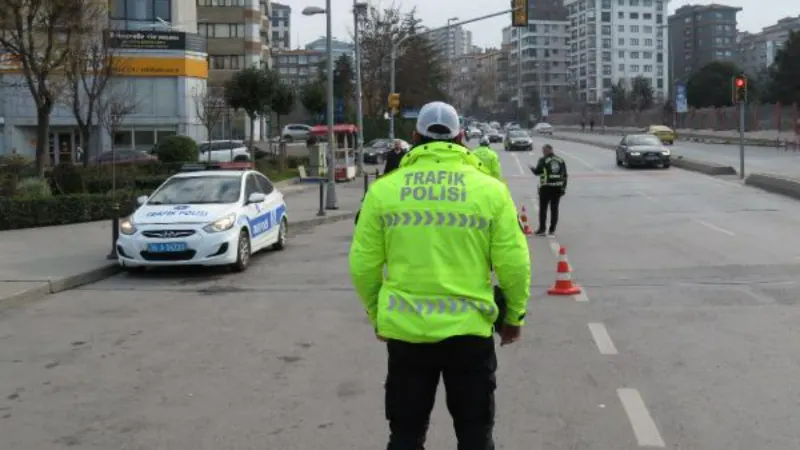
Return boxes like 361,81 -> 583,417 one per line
197,0 -> 273,139
273,49 -> 325,87
668,4 -> 740,90
271,2 -> 291,50
428,26 -> 473,60
738,16 -> 800,78
566,0 -> 670,104
504,20 -> 571,114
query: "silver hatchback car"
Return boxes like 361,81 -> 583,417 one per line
281,124 -> 312,142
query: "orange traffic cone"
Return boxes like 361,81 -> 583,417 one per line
519,206 -> 533,236
547,246 -> 581,295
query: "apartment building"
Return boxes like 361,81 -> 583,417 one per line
505,20 -> 572,114
1,0 -> 207,159
565,0 -> 670,104
271,2 -> 291,50
197,0 -> 273,139
273,49 -> 325,87
668,3 -> 740,90
428,26 -> 473,60
738,16 -> 800,78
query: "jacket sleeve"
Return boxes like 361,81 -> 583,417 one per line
531,157 -> 545,175
562,158 -> 568,190
490,185 -> 531,326
349,189 -> 385,326
491,153 -> 503,180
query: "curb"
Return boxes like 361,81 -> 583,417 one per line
744,173 -> 800,200
0,211 -> 358,312
548,134 -> 738,176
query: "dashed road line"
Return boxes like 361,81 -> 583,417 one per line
588,322 -> 618,355
617,388 -> 666,447
557,148 -> 601,172
511,153 -> 526,175
693,218 -> 736,236
573,289 -> 589,302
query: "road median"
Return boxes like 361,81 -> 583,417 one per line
556,126 -> 793,147
744,173 -> 800,200
548,133 -> 738,176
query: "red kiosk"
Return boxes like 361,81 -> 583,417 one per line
309,124 -> 358,182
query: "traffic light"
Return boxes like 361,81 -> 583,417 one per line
511,0 -> 528,27
388,93 -> 400,111
732,75 -> 747,103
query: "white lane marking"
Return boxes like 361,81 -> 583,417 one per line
557,148 -> 601,172
574,288 -> 589,302
588,322 -> 618,355
693,218 -> 735,236
617,388 -> 666,447
638,191 -> 656,201
511,153 -> 526,175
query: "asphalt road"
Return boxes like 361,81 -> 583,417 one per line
552,130 -> 800,179
1,140 -> 800,449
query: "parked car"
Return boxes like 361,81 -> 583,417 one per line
615,134 -> 671,168
533,122 -> 554,135
281,124 -> 312,142
93,149 -> 157,166
363,139 -> 410,164
198,140 -> 250,162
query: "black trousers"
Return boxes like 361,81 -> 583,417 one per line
385,335 -> 497,450
538,187 -> 563,232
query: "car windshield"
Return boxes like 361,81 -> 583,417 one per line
147,176 -> 241,205
509,131 -> 528,138
626,135 -> 662,146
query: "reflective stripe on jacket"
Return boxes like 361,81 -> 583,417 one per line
349,141 -> 531,344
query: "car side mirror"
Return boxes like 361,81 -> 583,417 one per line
247,192 -> 267,204
136,195 -> 148,205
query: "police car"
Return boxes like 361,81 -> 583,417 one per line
116,163 -> 288,272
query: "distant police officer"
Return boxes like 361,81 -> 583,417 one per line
349,101 -> 531,450
531,144 -> 567,237
472,136 -> 503,180
383,139 -> 408,175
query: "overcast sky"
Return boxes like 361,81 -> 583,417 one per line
291,0 -> 795,49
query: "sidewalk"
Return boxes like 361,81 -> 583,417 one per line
0,178 -> 364,310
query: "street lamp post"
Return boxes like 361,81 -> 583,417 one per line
389,7 -> 521,139
446,17 -> 458,97
354,2 -> 368,175
302,4 -> 338,209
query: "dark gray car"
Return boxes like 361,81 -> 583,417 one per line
615,134 -> 671,168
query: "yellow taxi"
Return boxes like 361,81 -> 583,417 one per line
646,125 -> 676,145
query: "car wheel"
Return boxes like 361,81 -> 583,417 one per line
231,229 -> 251,272
616,156 -> 622,166
663,163 -> 670,169
623,155 -> 631,168
283,135 -> 293,142
272,217 -> 288,251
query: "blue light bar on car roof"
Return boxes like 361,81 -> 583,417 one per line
179,162 -> 252,172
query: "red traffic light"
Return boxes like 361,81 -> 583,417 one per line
735,77 -> 746,88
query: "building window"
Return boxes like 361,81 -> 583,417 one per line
631,65 -> 639,72
109,0 -> 171,29
618,50 -> 625,58
618,25 -> 624,32
643,51 -> 653,59
630,25 -> 639,32
630,38 -> 639,45
630,12 -> 639,19
643,13 -> 651,19
630,0 -> 639,5
618,38 -> 624,45
643,25 -> 653,33
199,23 -> 246,38
631,51 -> 640,58
209,55 -> 246,70
644,65 -> 653,72
619,63 -> 625,71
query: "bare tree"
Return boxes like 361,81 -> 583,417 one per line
61,4 -> 125,167
193,86 -> 226,162
0,0 -> 86,174
97,82 -> 140,197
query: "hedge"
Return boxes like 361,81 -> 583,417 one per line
0,191 -> 146,231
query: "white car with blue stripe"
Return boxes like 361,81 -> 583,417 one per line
116,164 -> 288,272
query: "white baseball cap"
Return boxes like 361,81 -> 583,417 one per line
415,101 -> 461,140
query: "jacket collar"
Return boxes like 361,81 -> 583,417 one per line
400,141 -> 479,168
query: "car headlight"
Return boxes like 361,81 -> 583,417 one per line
629,151 -> 641,156
661,149 -> 671,155
203,213 -> 237,233
119,217 -> 137,235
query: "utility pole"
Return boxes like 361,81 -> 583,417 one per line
516,26 -> 523,123
353,1 -> 367,175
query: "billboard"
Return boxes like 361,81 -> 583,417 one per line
106,30 -> 207,53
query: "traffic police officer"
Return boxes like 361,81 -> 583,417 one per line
349,101 -> 531,450
472,136 -> 503,180
530,143 -> 567,236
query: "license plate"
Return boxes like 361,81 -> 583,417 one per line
147,242 -> 187,253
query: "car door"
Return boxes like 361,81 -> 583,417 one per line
242,173 -> 270,250
254,173 -> 284,245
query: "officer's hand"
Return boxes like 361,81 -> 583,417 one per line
499,325 -> 521,346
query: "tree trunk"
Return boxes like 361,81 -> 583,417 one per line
35,109 -> 51,176
249,115 -> 256,169
276,116 -> 286,172
80,127 -> 92,167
